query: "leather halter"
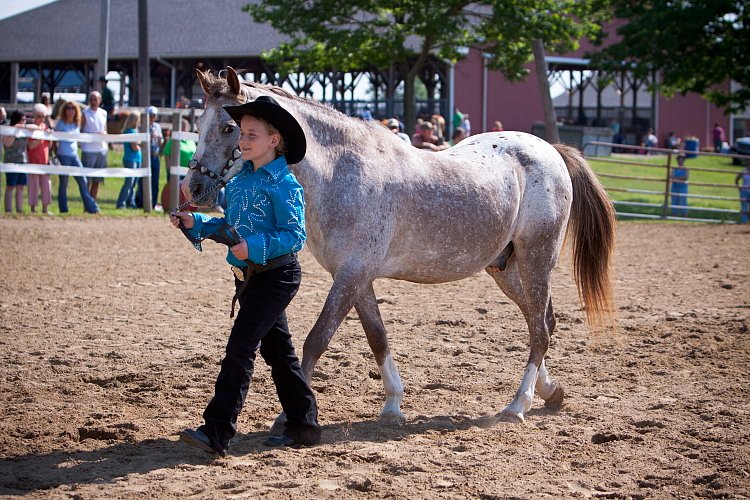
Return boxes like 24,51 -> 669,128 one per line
187,147 -> 242,186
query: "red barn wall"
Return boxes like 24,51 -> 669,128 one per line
451,20 -> 735,145
454,48 -> 544,134
658,88 -> 731,149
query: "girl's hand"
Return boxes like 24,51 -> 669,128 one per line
230,239 -> 248,261
170,211 -> 194,229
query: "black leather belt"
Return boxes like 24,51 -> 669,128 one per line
230,253 -> 297,318
231,253 -> 297,282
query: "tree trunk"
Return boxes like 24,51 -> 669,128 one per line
403,67 -> 417,137
532,39 -> 560,144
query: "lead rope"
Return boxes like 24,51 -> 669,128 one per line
170,148 -> 251,317
170,179 -> 225,214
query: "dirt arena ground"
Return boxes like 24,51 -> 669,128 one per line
0,217 -> 748,499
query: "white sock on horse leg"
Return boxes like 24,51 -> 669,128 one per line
535,359 -> 557,400
379,353 -> 404,418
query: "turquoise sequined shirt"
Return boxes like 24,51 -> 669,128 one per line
187,156 -> 305,266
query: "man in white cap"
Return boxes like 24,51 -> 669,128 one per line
387,118 -> 410,143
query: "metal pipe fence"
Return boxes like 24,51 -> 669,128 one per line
583,141 -> 750,224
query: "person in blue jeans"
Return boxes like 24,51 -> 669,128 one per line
2,110 -> 28,213
170,95 -> 320,457
670,153 -> 689,217
116,111 -> 142,209
135,106 -> 164,209
55,102 -> 99,214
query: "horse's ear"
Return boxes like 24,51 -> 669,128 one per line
226,66 -> 241,96
196,69 -> 211,95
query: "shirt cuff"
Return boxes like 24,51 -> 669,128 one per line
184,213 -> 204,251
244,233 -> 268,265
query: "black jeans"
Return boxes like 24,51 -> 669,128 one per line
199,257 -> 320,450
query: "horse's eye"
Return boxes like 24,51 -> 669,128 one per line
223,125 -> 236,134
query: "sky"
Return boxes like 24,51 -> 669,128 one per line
0,0 -> 59,21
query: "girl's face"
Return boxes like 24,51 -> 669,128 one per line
239,115 -> 279,168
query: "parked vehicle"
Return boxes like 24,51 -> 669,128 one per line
730,137 -> 750,165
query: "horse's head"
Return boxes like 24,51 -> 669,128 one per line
183,66 -> 262,207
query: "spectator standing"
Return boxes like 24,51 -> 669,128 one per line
360,105 -> 373,121
670,153 -> 689,217
491,120 -> 504,132
27,103 -> 53,215
136,106 -> 164,210
163,118 -> 196,185
39,93 -> 54,128
162,119 -> 224,214
453,108 -> 463,131
412,122 -> 449,151
0,106 -> 6,126
99,77 -> 115,116
735,161 -> 750,224
81,91 -> 109,201
2,110 -> 28,213
666,131 -> 681,150
55,101 -> 99,214
387,118 -> 410,144
644,128 -> 658,151
116,111 -> 142,209
461,113 -> 471,136
449,127 -> 466,146
712,123 -> 726,153
430,114 -> 446,145
0,106 -> 6,173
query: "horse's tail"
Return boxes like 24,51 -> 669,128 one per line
554,143 -> 616,332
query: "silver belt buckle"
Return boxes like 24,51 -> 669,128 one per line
231,266 -> 245,281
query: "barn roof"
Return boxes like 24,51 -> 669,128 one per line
0,0 -> 287,63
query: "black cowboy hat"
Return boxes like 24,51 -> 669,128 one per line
223,95 -> 306,165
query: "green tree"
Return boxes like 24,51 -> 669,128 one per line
245,0 -> 609,134
592,0 -> 750,113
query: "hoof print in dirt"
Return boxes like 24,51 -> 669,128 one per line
591,431 -> 628,444
346,475 -> 373,492
78,422 -> 138,442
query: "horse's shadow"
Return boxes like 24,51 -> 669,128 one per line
0,411 -> 554,495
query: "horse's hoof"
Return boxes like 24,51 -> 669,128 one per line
269,413 -> 287,436
496,410 -> 525,424
543,385 -> 565,409
378,412 -> 406,427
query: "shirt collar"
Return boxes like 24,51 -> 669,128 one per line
241,155 -> 289,180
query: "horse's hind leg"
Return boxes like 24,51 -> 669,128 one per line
486,248 -> 563,422
354,283 -> 405,426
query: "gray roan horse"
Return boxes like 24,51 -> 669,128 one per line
182,67 -> 615,425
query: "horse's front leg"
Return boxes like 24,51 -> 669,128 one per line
271,264 -> 368,433
354,283 -> 405,426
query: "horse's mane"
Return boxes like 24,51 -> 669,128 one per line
200,70 -> 339,116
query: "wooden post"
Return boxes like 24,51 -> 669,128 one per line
140,112 -> 152,212
137,0 -> 150,108
169,110 -> 182,212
